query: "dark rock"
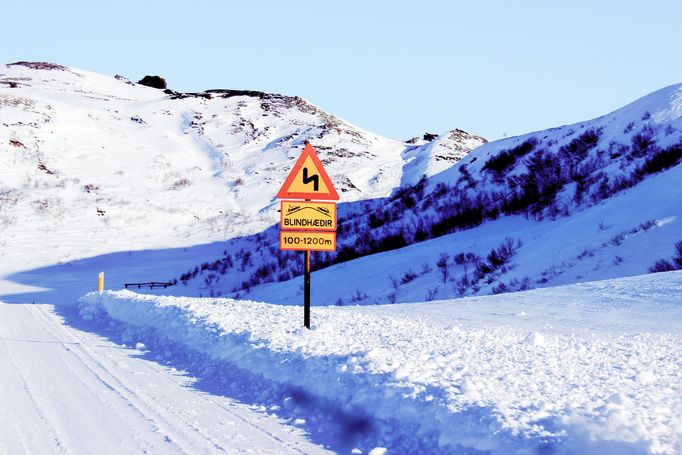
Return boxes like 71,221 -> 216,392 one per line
423,132 -> 439,141
114,74 -> 135,85
138,75 -> 167,89
8,61 -> 67,71
205,89 -> 268,98
37,161 -> 55,175
169,91 -> 212,100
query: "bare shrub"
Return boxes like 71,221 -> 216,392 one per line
400,269 -> 418,284
349,289 -> 368,303
437,253 -> 450,283
425,287 -> 439,301
171,178 -> 191,190
649,259 -> 676,273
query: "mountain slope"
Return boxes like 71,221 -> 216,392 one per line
244,158 -> 682,305
0,62 -> 485,280
175,83 -> 682,302
2,61 -> 681,306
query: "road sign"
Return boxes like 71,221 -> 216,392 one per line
280,200 -> 337,232
279,231 -> 336,252
277,143 -> 340,200
277,142 -> 339,329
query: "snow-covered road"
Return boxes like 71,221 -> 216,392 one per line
0,301 -> 329,454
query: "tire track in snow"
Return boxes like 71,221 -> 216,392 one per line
1,331 -> 68,454
0,337 -> 47,455
20,304 -> 164,454
28,304 -> 202,454
0,316 -> 36,455
30,307 -> 272,453
38,305 -> 310,454
108,350 -> 309,455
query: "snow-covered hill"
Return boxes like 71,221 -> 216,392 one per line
0,61 -> 485,279
2,62 -> 680,308
172,82 -> 682,304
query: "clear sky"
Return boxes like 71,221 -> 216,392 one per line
2,1 -> 681,141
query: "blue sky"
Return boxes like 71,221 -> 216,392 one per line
2,1 -> 681,141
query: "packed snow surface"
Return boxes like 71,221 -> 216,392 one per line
78,271 -> 682,454
0,302 -> 330,454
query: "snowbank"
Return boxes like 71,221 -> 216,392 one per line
77,281 -> 682,454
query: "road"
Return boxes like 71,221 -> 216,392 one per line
0,301 -> 329,454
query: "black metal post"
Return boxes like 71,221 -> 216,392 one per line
304,250 -> 311,329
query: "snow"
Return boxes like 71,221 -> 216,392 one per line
400,129 -> 487,186
0,302 -> 330,454
76,271 -> 682,454
0,62 -> 484,281
522,331 -> 545,347
239,157 -> 682,307
163,78 -> 682,303
2,63 -> 682,454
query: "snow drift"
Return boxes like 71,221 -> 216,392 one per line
77,271 -> 682,454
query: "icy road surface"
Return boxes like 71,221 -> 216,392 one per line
0,302 -> 329,454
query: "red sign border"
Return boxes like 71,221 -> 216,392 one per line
276,143 -> 340,201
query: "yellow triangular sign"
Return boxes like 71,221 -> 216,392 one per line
277,143 -> 339,200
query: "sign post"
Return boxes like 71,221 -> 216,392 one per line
277,143 -> 339,329
304,251 -> 311,328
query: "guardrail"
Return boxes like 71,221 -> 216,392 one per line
124,281 -> 175,290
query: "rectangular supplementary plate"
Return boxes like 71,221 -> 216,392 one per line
280,200 -> 337,232
279,231 -> 336,252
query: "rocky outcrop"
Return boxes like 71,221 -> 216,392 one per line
138,75 -> 167,89
8,62 -> 68,71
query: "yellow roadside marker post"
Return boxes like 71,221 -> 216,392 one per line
98,272 -> 104,292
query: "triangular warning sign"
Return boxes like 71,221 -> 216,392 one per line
277,143 -> 339,200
